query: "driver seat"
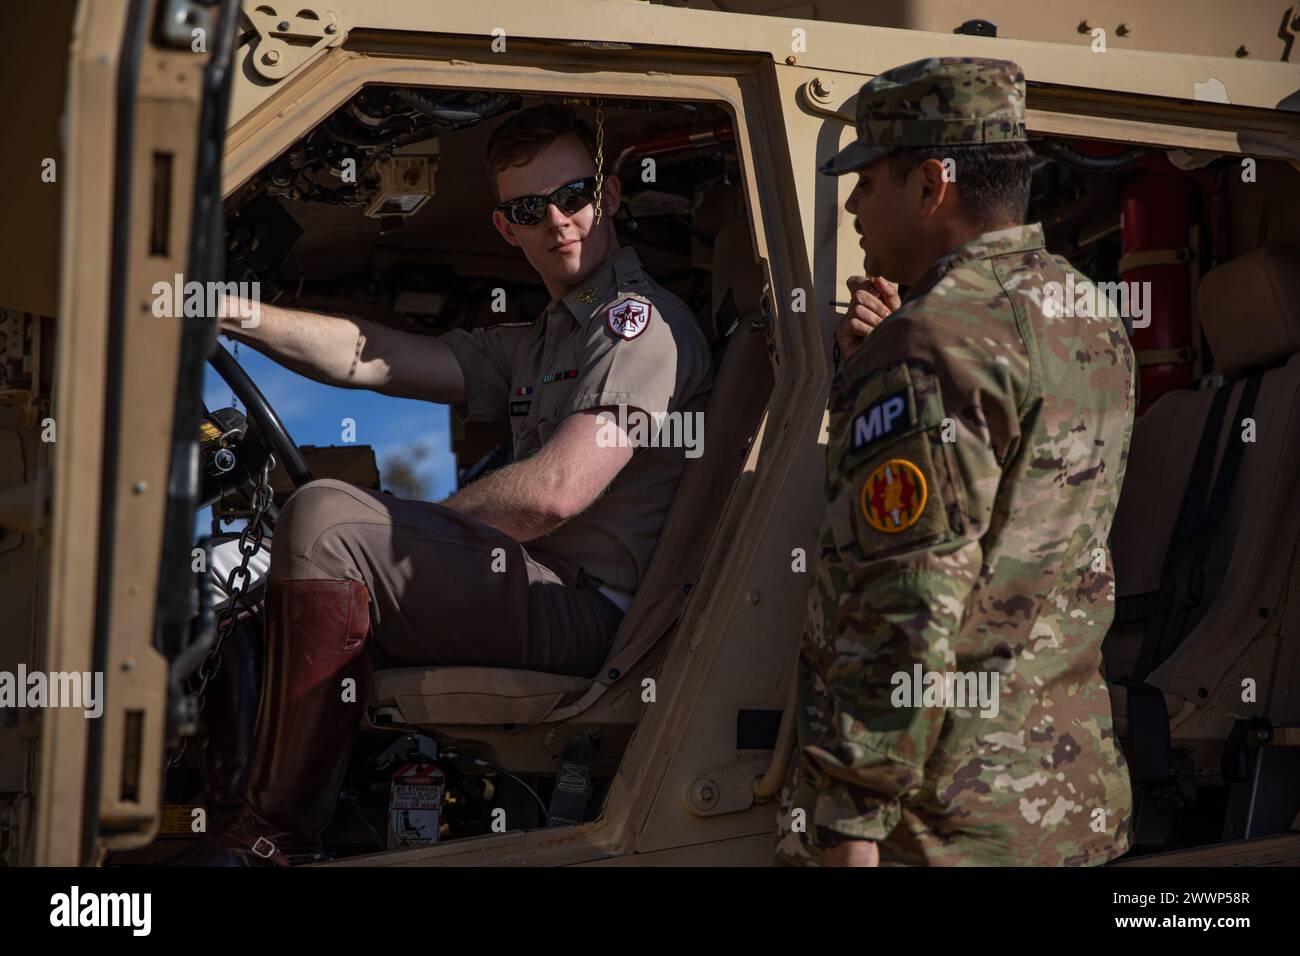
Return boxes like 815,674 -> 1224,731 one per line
366,219 -> 773,773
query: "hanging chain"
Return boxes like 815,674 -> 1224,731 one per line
592,99 -> 606,224
165,457 -> 275,771
230,340 -> 241,411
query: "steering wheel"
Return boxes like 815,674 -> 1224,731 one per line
208,344 -> 314,488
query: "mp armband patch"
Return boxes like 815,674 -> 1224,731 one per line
849,389 -> 912,451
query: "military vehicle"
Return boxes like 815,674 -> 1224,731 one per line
1,0 -> 1297,867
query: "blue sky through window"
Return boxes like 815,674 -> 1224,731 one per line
197,343 -> 457,538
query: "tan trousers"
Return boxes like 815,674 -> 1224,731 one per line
266,479 -> 623,678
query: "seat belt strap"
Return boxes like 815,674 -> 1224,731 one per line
545,734 -> 598,828
1127,374 -> 1262,808
1152,373 -> 1263,667
1132,381 -> 1233,682
1127,682 -> 1195,809
1115,589 -> 1161,626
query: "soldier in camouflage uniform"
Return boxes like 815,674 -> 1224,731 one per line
776,57 -> 1137,866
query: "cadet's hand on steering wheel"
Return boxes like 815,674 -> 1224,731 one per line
835,275 -> 900,362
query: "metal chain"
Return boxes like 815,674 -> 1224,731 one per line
165,457 -> 275,772
230,340 -> 240,411
592,100 -> 606,224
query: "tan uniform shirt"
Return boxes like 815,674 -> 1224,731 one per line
440,246 -> 714,592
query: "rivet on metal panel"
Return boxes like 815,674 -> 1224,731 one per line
158,0 -> 214,49
686,777 -> 720,813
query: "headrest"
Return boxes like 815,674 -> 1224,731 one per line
709,219 -> 763,342
1199,243 -> 1300,378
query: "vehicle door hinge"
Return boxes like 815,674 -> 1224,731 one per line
684,755 -> 772,818
752,288 -> 773,336
243,3 -> 345,82
754,280 -> 781,366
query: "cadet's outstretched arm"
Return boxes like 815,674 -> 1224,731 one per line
219,299 -> 466,405
441,407 -> 635,542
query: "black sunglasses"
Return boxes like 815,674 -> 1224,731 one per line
496,176 -> 599,226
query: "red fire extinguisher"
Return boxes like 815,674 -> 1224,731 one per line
1120,171 -> 1197,410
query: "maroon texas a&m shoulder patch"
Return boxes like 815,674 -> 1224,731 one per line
606,298 -> 651,340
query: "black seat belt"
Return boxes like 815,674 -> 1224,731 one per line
1125,374 -> 1263,810
545,734 -> 598,828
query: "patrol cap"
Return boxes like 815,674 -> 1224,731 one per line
820,56 -> 1028,176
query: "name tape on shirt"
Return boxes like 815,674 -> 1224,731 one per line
849,389 -> 912,451
510,400 -> 531,417
606,298 -> 651,340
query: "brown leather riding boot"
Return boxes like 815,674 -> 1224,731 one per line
200,578 -> 373,866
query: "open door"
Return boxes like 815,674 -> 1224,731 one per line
19,0 -> 240,865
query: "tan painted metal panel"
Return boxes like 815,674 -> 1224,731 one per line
93,44 -> 207,851
227,0 -> 1300,128
717,0 -> 1298,61
35,0 -> 128,868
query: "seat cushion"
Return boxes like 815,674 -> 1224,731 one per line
1199,243 -> 1300,378
1109,354 -> 1300,702
369,667 -> 591,726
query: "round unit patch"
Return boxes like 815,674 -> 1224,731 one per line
606,298 -> 651,340
859,458 -> 928,533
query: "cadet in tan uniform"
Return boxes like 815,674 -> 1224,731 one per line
199,105 -> 712,864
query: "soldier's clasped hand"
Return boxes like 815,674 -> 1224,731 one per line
835,275 -> 900,361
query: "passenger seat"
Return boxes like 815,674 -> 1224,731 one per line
1106,243 -> 1300,843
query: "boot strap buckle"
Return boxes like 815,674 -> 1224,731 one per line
251,836 -> 277,859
